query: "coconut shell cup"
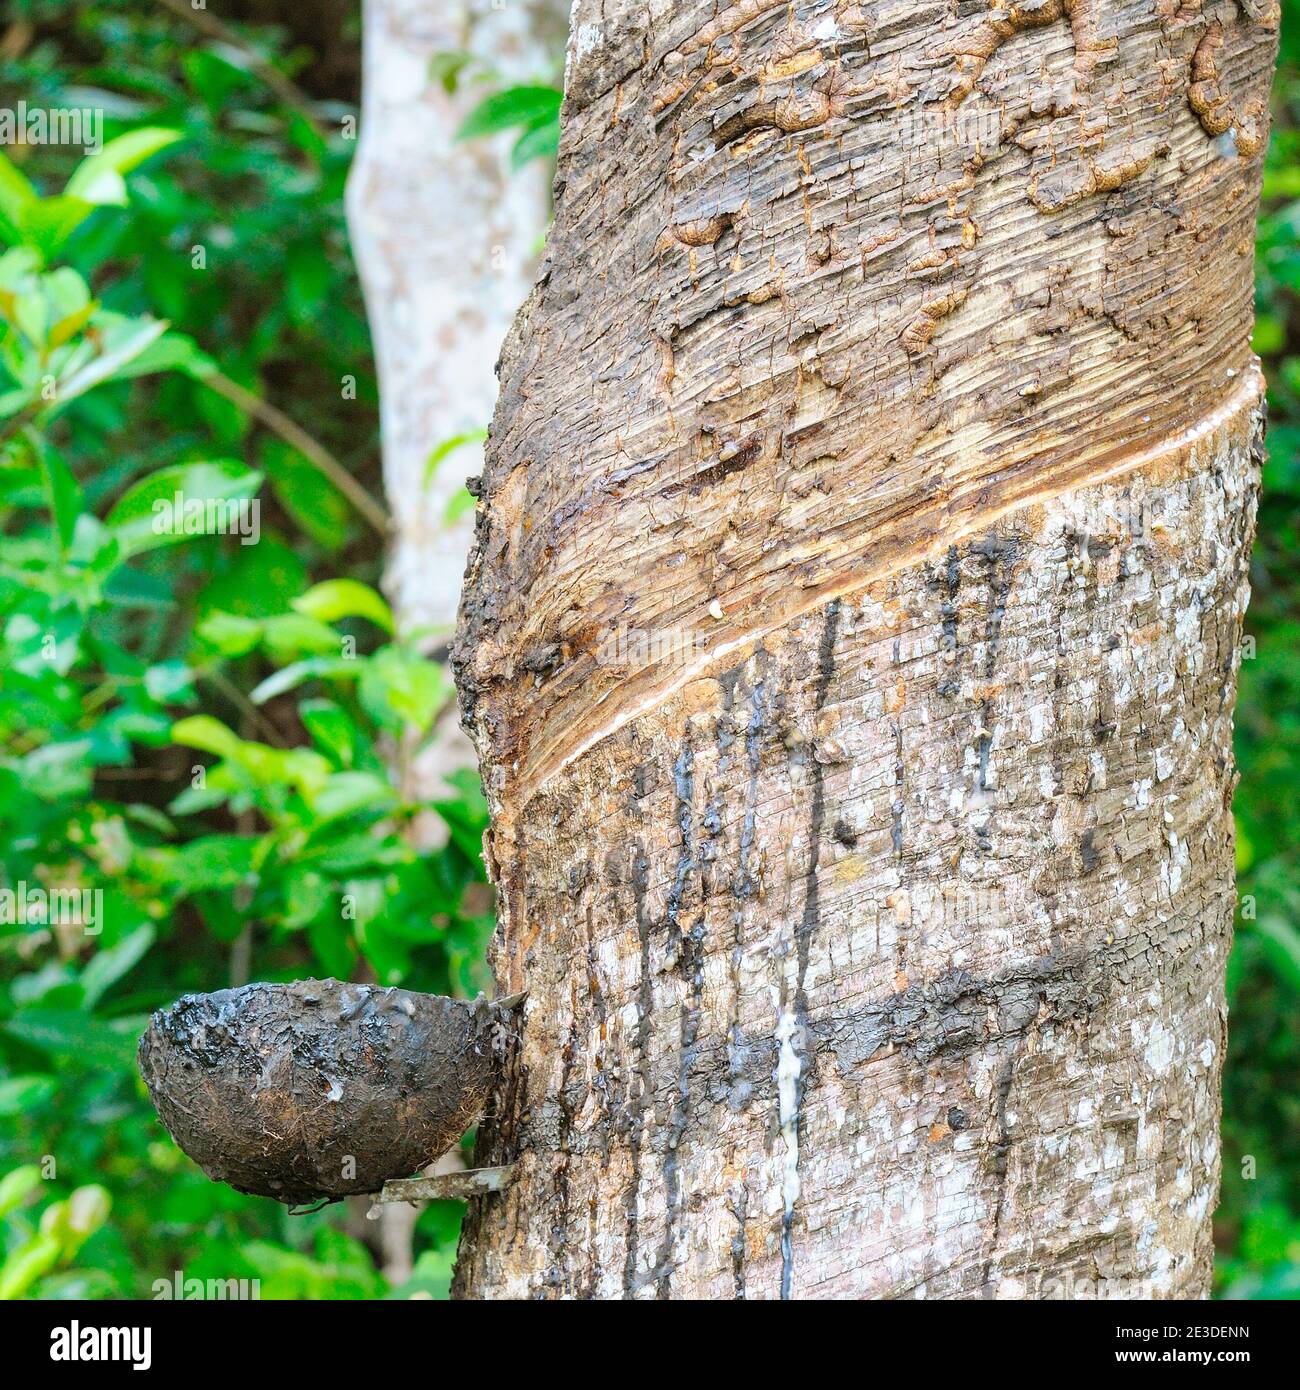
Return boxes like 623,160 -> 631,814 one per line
138,978 -> 504,1205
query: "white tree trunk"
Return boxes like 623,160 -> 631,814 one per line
346,0 -> 562,815
453,1 -> 1276,1298
346,0 -> 563,1277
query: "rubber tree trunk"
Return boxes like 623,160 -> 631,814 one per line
452,1 -> 1277,1299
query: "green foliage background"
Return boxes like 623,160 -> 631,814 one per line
0,1 -> 1294,1299
1223,1 -> 1300,1303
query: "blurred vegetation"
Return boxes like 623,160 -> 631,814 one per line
1221,0 -> 1300,1302
0,0 -> 1294,1300
0,0 -> 497,1299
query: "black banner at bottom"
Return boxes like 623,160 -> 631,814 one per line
0,1295 -> 1282,1375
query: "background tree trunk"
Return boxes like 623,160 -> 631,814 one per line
345,0 -> 563,1280
346,0 -> 562,831
452,1 -> 1277,1299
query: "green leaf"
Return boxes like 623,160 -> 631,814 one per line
314,771 -> 397,823
0,1166 -> 42,1219
424,428 -> 486,487
1254,915 -> 1300,995
64,128 -> 183,201
1,1010 -> 145,1068
15,196 -> 101,260
456,85 -> 561,141
165,836 -> 259,895
114,328 -> 215,381
48,298 -> 98,350
432,792 -> 489,861
0,387 -> 34,421
239,744 -> 332,799
249,655 -> 358,705
105,460 -> 261,557
359,646 -> 447,733
444,485 -> 476,525
0,245 -> 40,289
260,612 -> 345,661
170,717 -> 333,798
170,714 -> 243,761
293,579 -> 394,633
0,1231 -> 61,1300
183,48 -> 250,109
33,435 -> 83,552
511,120 -> 560,170
197,536 -> 307,618
429,50 -> 473,95
80,925 -> 155,1009
310,835 -> 408,875
44,264 -> 93,318
168,784 -> 229,817
356,915 -> 412,987
1254,314 -> 1286,357
196,609 -> 263,657
0,151 -> 37,248
0,1078 -> 56,1117
306,914 -> 356,980
50,316 -> 169,406
14,285 -> 47,345
144,659 -> 195,704
261,436 -> 350,549
388,1247 -> 454,1300
60,167 -> 127,210
64,1185 -> 111,1240
300,698 -> 359,768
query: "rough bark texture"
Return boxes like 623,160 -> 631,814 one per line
452,0 -> 1275,1299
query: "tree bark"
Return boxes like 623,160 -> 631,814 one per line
452,1 -> 1276,1299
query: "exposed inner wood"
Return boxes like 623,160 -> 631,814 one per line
509,365 -> 1263,810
